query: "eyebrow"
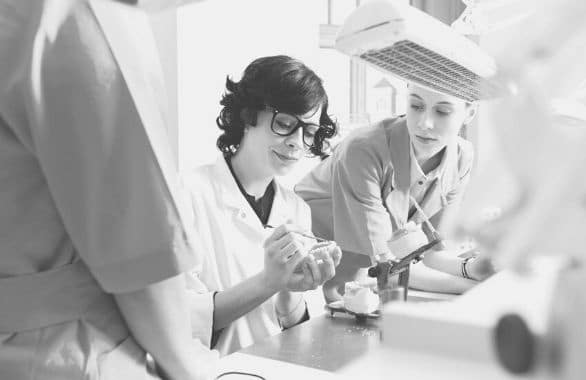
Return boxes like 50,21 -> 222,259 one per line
409,94 -> 455,106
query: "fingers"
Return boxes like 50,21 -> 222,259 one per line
264,225 -> 344,291
265,233 -> 307,262
286,256 -> 314,291
309,242 -> 342,268
310,248 -> 336,281
287,250 -> 306,270
331,246 -> 342,266
301,259 -> 313,286
300,257 -> 320,290
263,223 -> 308,248
322,279 -> 343,303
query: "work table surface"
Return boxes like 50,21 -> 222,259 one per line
239,312 -> 381,372
238,290 -> 455,372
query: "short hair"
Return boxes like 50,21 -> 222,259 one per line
216,55 -> 337,157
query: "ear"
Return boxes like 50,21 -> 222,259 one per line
463,103 -> 478,126
240,108 -> 258,127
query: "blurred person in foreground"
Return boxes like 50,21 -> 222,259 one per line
0,1 -> 216,379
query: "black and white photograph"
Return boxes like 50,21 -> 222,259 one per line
1,0 -> 585,379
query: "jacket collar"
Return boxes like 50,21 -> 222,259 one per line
410,140 -> 447,185
211,156 -> 246,210
210,156 -> 293,229
388,118 -> 460,195
385,118 -> 460,228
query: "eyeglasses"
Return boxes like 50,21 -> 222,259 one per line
267,107 -> 321,149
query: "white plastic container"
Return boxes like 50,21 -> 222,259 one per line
387,223 -> 428,259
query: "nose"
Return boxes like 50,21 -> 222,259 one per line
419,112 -> 434,130
285,126 -> 304,149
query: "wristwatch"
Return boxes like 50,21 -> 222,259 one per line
461,256 -> 475,279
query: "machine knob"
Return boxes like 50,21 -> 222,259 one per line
494,313 -> 536,375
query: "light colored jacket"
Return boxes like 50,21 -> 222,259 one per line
295,117 -> 474,259
0,1 -> 206,378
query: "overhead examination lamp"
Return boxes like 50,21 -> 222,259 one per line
335,0 -> 501,102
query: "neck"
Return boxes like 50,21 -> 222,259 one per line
230,150 -> 273,199
413,145 -> 445,175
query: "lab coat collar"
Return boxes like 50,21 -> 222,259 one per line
266,185 -> 293,228
210,157 -> 293,230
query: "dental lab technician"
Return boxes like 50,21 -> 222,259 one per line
296,84 -> 494,299
0,1 -> 216,379
184,56 -> 342,355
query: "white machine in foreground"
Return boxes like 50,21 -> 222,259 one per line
336,1 -> 586,380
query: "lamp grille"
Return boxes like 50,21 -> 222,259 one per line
360,40 -> 501,102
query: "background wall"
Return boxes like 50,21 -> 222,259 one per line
177,0 -> 350,184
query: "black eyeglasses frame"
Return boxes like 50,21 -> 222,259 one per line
266,107 -> 322,150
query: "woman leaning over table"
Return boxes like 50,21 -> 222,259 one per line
296,83 -> 496,302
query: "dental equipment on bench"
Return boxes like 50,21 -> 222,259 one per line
367,196 -> 441,302
335,1 -> 586,380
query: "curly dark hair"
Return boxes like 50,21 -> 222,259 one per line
216,55 -> 337,157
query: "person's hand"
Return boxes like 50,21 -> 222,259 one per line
322,279 -> 343,303
466,253 -> 497,281
261,224 -> 311,292
321,250 -> 368,304
287,241 -> 343,292
300,241 -> 342,270
317,241 -> 342,267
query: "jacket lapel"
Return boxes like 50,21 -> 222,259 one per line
410,179 -> 445,225
210,157 -> 266,235
384,118 -> 411,230
414,141 -> 460,222
383,119 -> 462,227
266,183 -> 293,228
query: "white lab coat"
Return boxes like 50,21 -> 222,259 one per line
184,156 -> 311,355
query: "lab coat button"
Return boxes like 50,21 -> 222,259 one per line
418,180 -> 424,185
239,211 -> 246,219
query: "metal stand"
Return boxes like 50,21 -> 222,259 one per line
368,239 -> 441,304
